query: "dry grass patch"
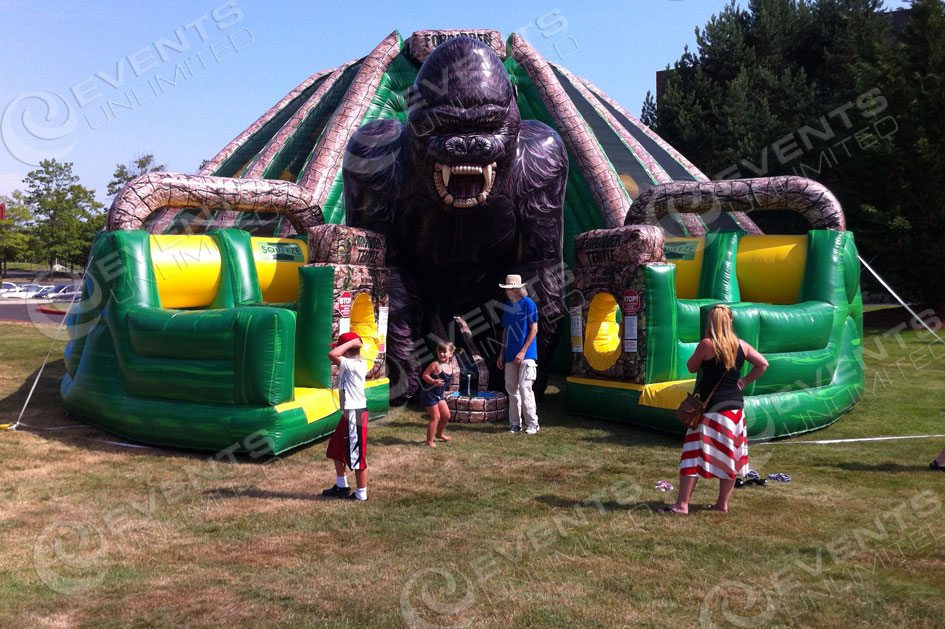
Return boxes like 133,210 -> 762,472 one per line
1,321 -> 945,627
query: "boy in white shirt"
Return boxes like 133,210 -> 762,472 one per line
323,332 -> 369,501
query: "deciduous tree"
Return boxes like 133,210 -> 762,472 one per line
22,159 -> 104,269
107,153 -> 166,197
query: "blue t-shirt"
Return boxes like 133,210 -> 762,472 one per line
500,297 -> 538,363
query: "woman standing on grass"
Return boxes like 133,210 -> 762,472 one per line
660,305 -> 768,514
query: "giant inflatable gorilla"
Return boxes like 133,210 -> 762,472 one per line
343,37 -> 567,399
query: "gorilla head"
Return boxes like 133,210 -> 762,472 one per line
406,37 -> 521,214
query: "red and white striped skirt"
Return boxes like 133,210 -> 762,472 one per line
679,408 -> 749,480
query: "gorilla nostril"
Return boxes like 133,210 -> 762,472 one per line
445,137 -> 466,155
474,138 -> 491,153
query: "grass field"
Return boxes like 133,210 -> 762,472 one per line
1,319 -> 943,628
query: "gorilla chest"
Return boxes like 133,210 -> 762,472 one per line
397,200 -> 518,268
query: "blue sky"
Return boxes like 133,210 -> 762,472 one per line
0,0 -> 910,204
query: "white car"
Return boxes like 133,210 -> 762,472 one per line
0,281 -> 17,296
4,283 -> 53,299
55,285 -> 84,302
36,283 -> 82,301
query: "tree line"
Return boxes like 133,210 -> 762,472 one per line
4,2 -> 943,306
0,155 -> 163,274
642,0 -> 945,308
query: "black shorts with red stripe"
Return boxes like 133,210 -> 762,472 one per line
326,408 -> 368,471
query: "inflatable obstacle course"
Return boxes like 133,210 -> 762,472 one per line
62,226 -> 389,454
67,30 -> 865,449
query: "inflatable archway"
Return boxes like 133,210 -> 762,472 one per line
567,178 -> 863,438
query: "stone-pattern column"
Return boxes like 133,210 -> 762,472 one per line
570,225 -> 667,384
551,64 -> 671,188
578,76 -> 763,235
549,63 -> 716,235
581,76 -> 711,183
296,31 -> 404,206
625,177 -> 846,232
107,173 -> 324,234
307,224 -> 389,383
200,69 -> 333,176
243,60 -> 359,180
509,33 -> 630,229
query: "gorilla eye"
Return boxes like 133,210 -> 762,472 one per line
409,117 -> 436,137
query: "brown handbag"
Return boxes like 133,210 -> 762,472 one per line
675,374 -> 724,431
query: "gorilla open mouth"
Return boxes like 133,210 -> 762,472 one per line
433,162 -> 497,208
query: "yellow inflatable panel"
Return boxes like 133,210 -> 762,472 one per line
567,376 -> 643,391
638,379 -> 697,409
566,377 -> 696,410
664,237 -> 704,299
150,235 -> 222,308
350,293 -> 379,371
251,237 -> 307,303
583,293 -> 621,371
736,235 -> 807,304
275,379 -> 390,423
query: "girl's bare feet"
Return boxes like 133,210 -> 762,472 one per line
707,504 -> 728,512
436,434 -> 451,442
425,441 -> 436,447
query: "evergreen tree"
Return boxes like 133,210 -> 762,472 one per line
860,0 -> 945,307
641,0 -> 945,306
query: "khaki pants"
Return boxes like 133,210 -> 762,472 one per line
504,358 -> 538,430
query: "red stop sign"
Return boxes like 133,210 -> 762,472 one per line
622,290 -> 640,315
338,291 -> 352,317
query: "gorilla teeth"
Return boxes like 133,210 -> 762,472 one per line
452,165 -> 482,174
433,161 -> 498,208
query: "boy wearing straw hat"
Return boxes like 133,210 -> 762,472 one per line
497,274 -> 540,434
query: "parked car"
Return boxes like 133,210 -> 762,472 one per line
35,283 -> 73,299
0,281 -> 17,296
55,285 -> 84,302
4,284 -> 53,299
1,284 -> 26,298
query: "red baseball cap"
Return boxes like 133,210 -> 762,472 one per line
330,331 -> 362,348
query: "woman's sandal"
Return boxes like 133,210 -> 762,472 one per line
658,506 -> 687,514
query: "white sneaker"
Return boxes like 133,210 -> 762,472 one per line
525,426 -> 540,435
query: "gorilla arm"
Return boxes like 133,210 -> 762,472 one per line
342,119 -> 405,237
343,120 -> 424,400
511,121 -> 569,391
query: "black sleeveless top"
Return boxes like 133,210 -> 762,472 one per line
419,365 -> 453,407
697,344 -> 746,412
